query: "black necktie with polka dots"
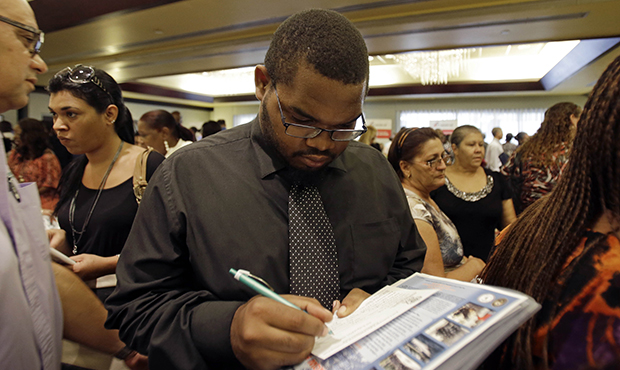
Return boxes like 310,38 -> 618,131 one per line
288,183 -> 339,308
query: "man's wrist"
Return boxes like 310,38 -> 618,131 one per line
114,345 -> 137,360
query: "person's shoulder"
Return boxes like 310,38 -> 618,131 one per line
345,140 -> 388,159
41,150 -> 61,163
485,167 -> 502,179
162,124 -> 254,173
183,123 -> 251,153
341,140 -> 394,172
7,148 -> 18,161
146,149 -> 165,165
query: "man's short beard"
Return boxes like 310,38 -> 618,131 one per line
260,99 -> 329,185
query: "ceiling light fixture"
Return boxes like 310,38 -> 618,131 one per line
394,49 -> 472,85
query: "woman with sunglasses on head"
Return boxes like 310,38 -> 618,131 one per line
137,109 -> 194,158
388,127 -> 485,281
431,125 -> 517,262
47,65 -> 164,300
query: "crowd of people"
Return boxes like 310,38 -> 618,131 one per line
2,2 -> 619,370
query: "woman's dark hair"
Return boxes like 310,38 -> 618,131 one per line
14,118 -> 50,160
49,65 -> 134,216
47,66 -> 134,144
505,133 -> 513,142
481,55 -> 620,369
0,121 -> 12,133
201,120 -> 221,138
139,109 -> 194,142
449,125 -> 482,148
515,132 -> 528,144
516,102 -> 581,166
388,127 -> 440,180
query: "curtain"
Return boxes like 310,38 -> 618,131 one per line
399,109 -> 545,139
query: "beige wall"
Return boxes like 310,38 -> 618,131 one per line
362,94 -> 588,131
211,102 -> 260,128
8,91 -> 212,131
4,91 -> 587,133
211,93 -> 588,133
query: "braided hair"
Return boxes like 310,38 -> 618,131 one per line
481,55 -> 620,369
516,102 -> 581,166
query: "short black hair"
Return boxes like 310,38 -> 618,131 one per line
201,120 -> 221,138
264,9 -> 369,87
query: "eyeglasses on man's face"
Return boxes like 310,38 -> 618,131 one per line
425,152 -> 452,169
274,87 -> 367,142
57,65 -> 114,102
0,15 -> 44,56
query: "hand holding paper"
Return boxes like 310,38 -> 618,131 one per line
313,286 -> 437,359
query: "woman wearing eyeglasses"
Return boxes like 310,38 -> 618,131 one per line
431,125 -> 517,262
47,66 -> 164,300
388,127 -> 485,281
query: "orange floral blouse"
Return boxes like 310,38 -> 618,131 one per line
8,149 -> 61,210
532,231 -> 620,369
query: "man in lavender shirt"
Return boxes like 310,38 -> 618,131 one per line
0,0 -> 63,369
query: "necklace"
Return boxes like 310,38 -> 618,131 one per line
445,174 -> 494,202
69,141 -> 124,254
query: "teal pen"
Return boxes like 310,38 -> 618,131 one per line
229,268 -> 334,335
229,268 -> 304,311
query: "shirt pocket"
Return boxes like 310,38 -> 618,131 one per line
350,217 -> 400,286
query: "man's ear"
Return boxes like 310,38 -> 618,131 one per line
255,65 -> 271,102
105,104 -> 119,126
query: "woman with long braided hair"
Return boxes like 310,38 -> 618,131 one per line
481,55 -> 620,369
502,102 -> 581,214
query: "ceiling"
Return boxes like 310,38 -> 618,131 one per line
30,0 -> 620,106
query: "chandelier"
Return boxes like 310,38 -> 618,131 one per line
394,49 -> 472,85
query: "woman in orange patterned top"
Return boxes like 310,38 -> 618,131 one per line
8,118 -> 61,211
501,102 -> 581,214
481,55 -> 620,369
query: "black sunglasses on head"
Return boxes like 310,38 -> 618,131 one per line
56,65 -> 114,102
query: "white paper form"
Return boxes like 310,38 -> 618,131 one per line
312,286 -> 436,360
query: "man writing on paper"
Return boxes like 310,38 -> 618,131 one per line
106,9 -> 426,370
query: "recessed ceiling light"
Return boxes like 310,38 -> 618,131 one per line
137,40 -> 582,95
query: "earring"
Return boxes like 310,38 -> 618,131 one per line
111,120 -> 116,124
164,140 -> 170,152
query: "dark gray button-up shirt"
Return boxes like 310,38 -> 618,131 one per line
105,116 -> 426,369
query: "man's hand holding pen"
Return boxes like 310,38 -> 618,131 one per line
230,295 -> 333,370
